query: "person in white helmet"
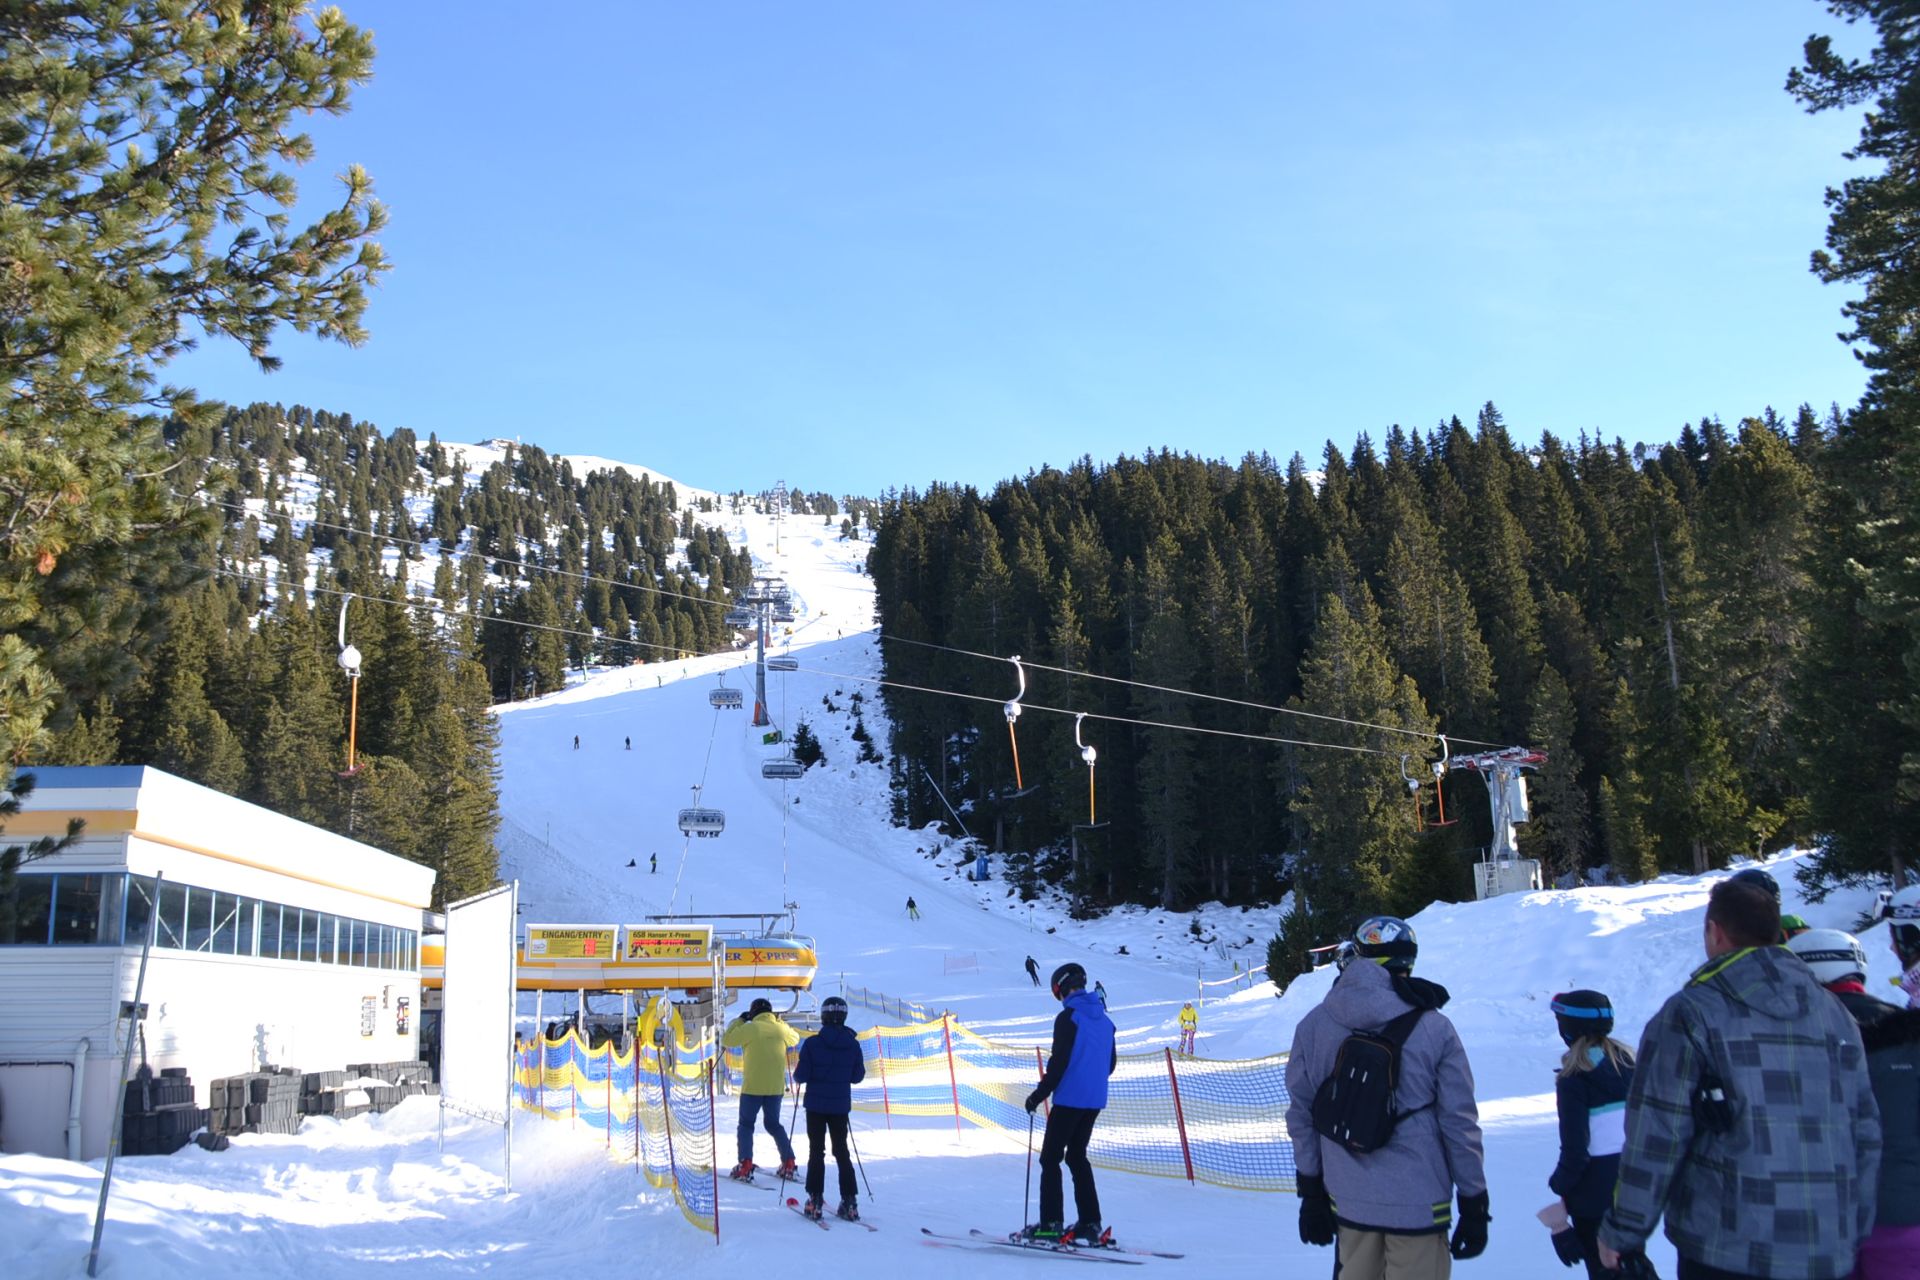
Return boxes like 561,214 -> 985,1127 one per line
1884,884 -> 1920,1010
1787,928 -> 1919,1278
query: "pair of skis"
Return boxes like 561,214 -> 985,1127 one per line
787,1197 -> 877,1231
919,1226 -> 1182,1263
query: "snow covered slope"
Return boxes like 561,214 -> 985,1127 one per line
3,496 -> 1906,1277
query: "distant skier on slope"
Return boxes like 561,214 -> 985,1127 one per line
1178,1002 -> 1198,1056
625,736 -> 631,750
794,995 -> 866,1222
650,852 -> 657,874
1025,955 -> 1041,987
572,735 -> 579,750
906,896 -> 920,921
1023,962 -> 1117,1247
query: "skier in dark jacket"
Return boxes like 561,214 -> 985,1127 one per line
1025,955 -> 1041,987
1023,962 -> 1117,1246
1546,990 -> 1635,1279
793,995 -> 867,1221
1787,927 -> 1920,1278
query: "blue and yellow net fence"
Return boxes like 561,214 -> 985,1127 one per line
513,1020 -> 722,1242
850,1016 -> 1297,1193
513,1001 -> 1297,1241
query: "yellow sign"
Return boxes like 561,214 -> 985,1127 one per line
526,926 -> 617,960
626,926 -> 712,961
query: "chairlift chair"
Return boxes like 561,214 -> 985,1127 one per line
678,807 -> 727,837
724,608 -> 755,627
709,687 -> 744,710
767,656 -> 798,672
761,757 -> 805,780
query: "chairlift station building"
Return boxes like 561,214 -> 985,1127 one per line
0,766 -> 434,1160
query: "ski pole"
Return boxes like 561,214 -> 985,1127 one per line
848,1120 -> 874,1200
1023,1111 -> 1035,1230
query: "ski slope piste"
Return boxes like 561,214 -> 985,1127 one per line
2,498 -> 1909,1277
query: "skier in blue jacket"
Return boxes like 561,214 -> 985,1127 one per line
793,995 -> 866,1221
1023,962 -> 1117,1246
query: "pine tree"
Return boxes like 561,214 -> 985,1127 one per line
1519,666 -> 1589,880
0,3 -> 385,801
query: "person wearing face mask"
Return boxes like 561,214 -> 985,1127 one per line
1545,991 -> 1637,1279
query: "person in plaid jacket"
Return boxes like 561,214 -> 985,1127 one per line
1597,878 -> 1881,1280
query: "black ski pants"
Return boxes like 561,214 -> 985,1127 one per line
1038,1104 -> 1101,1226
804,1110 -> 857,1203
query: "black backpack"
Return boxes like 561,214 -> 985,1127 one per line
1310,1007 -> 1428,1154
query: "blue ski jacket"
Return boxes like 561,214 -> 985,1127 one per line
1035,990 -> 1116,1110
1550,1050 -> 1632,1219
794,1023 -> 866,1115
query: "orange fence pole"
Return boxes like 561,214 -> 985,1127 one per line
1164,1048 -> 1195,1184
605,1045 -> 613,1147
875,1034 -> 892,1129
941,1015 -> 962,1137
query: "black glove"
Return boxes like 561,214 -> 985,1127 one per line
1450,1190 -> 1490,1260
1617,1252 -> 1662,1280
1024,1089 -> 1044,1114
1297,1173 -> 1336,1247
1550,1227 -> 1584,1268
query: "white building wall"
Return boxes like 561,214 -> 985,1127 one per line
0,768 -> 437,1160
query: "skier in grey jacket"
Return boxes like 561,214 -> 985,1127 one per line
1285,916 -> 1488,1280
1599,878 -> 1881,1280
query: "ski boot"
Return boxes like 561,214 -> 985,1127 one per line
836,1199 -> 860,1222
1067,1221 -> 1112,1249
1019,1222 -> 1067,1244
727,1160 -> 755,1182
802,1196 -> 825,1221
776,1156 -> 798,1181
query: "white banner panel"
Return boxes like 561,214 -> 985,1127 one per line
440,882 -> 517,1128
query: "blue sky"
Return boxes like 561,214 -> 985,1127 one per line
172,1 -> 1870,496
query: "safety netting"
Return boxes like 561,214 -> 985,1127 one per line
850,1015 -> 1297,1193
513,1028 -> 721,1240
514,1002 -> 1296,1243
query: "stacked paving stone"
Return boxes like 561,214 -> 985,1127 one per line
303,1060 -> 438,1119
120,1066 -> 208,1156
209,1068 -> 303,1137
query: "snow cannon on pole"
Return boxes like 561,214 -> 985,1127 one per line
1445,744 -> 1548,899
337,593 -> 364,778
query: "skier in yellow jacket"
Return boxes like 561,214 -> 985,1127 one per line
723,998 -> 800,1181
1178,1002 -> 1198,1056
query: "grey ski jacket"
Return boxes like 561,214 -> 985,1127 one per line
1599,945 -> 1881,1279
1284,959 -> 1487,1233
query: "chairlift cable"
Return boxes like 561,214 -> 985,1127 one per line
877,632 -> 1504,750
222,501 -> 1497,750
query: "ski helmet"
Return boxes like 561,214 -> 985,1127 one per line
1050,962 -> 1088,1000
1350,916 -> 1418,973
1550,990 -> 1614,1046
1779,913 -> 1812,941
820,996 -> 849,1027
1730,868 -> 1781,901
1786,928 -> 1869,988
748,997 -> 773,1018
1885,884 -> 1920,963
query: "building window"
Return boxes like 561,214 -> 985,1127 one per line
211,892 -> 240,954
2,874 -> 422,975
259,901 -> 281,959
50,874 -> 107,944
0,876 -> 53,945
156,881 -> 187,949
125,876 -> 155,946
